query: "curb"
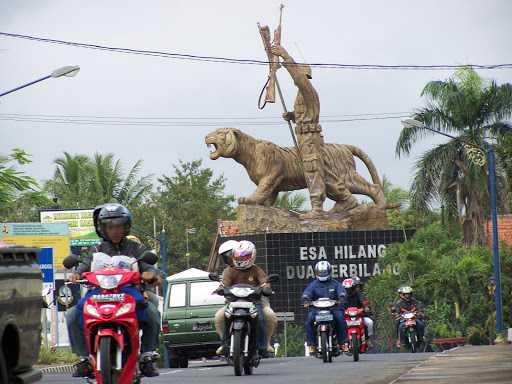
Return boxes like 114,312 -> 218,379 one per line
40,364 -> 74,374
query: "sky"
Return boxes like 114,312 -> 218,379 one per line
1,0 -> 511,206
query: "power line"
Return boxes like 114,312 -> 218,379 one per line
1,31 -> 511,71
0,114 -> 409,127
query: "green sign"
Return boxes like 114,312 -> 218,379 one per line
40,209 -> 100,247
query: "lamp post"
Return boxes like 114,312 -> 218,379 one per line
185,228 -> 196,269
0,65 -> 80,98
401,118 -> 505,333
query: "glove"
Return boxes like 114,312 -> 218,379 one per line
69,273 -> 81,283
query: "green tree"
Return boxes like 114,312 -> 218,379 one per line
0,149 -> 38,206
273,191 -> 307,211
45,152 -> 152,209
496,132 -> 512,211
133,160 -> 235,273
396,68 -> 512,245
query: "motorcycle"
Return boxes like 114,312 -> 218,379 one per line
400,311 -> 420,353
63,251 -> 158,384
344,307 -> 368,361
208,273 -> 278,376
309,298 -> 339,363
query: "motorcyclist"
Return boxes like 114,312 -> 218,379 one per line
391,286 -> 425,348
214,240 -> 274,356
302,261 -> 348,354
66,203 -> 162,377
342,277 -> 374,341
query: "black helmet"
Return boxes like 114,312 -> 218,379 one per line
93,203 -> 132,241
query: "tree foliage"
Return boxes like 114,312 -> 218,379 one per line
365,223 -> 512,351
273,191 -> 308,211
132,160 -> 235,274
0,149 -> 38,206
396,68 -> 512,245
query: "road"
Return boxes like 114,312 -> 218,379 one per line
41,353 -> 433,384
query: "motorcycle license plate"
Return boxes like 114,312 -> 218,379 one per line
315,313 -> 333,322
406,320 -> 416,326
91,293 -> 125,303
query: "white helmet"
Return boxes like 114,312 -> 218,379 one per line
232,240 -> 256,270
219,240 -> 239,266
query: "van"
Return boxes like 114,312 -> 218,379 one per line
161,268 -> 224,368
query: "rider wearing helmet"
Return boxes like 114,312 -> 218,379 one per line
218,239 -> 239,267
302,261 -> 348,354
66,203 -> 162,377
391,286 -> 425,348
214,240 -> 274,356
342,277 -> 374,340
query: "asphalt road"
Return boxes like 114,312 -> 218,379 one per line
41,353 -> 433,384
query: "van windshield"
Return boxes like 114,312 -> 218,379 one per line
190,281 -> 225,306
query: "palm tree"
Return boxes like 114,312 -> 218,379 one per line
396,68 -> 512,245
274,191 -> 308,211
46,152 -> 152,208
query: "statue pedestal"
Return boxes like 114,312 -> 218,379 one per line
236,204 -> 389,234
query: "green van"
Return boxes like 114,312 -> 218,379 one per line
161,268 -> 225,368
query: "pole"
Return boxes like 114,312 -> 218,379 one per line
487,145 -> 504,333
159,229 -> 169,368
0,74 -> 51,97
284,320 -> 288,358
186,230 -> 190,269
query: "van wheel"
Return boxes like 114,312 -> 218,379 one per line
169,357 -> 179,369
179,357 -> 188,368
0,348 -> 9,384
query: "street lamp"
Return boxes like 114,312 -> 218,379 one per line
401,118 -> 505,334
0,65 -> 80,98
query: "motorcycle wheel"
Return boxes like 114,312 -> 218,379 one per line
232,330 -> 244,376
99,337 -> 116,384
320,331 -> 329,363
409,333 -> 417,353
0,347 -> 9,384
179,357 -> 189,368
351,337 -> 360,362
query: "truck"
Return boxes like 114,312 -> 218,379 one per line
0,246 -> 43,383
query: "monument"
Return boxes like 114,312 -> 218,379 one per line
206,6 -> 411,324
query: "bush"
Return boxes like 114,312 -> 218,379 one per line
275,324 -> 305,357
38,346 -> 78,365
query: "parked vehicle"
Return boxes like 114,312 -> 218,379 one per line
0,246 -> 43,384
161,268 -> 225,368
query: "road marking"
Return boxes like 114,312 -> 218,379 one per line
198,367 -> 212,371
161,370 -> 183,375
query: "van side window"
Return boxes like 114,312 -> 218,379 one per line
168,283 -> 186,307
190,281 -> 225,306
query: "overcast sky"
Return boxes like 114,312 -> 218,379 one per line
1,0 -> 511,205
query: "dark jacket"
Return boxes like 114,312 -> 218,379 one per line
391,297 -> 424,318
302,278 -> 347,304
76,238 -> 157,274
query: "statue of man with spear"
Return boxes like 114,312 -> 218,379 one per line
258,5 -> 327,217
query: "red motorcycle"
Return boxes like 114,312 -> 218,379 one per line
344,307 -> 368,361
64,252 -> 157,384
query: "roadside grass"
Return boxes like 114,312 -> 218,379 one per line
38,346 -> 79,365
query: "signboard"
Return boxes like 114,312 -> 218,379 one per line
276,312 -> 295,321
221,229 -> 414,324
54,279 -> 81,311
0,223 -> 70,267
37,247 -> 54,284
40,208 -> 100,246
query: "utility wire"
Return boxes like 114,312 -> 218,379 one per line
1,32 -> 511,70
0,114 -> 409,127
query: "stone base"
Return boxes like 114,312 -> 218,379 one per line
236,204 -> 389,233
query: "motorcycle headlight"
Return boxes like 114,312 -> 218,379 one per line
97,274 -> 122,289
85,304 -> 100,318
230,287 -> 254,298
115,303 -> 134,317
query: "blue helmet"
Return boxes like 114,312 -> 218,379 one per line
314,261 -> 332,281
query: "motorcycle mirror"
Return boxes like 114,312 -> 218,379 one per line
267,274 -> 279,283
208,273 -> 220,282
140,251 -> 158,265
62,254 -> 80,269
